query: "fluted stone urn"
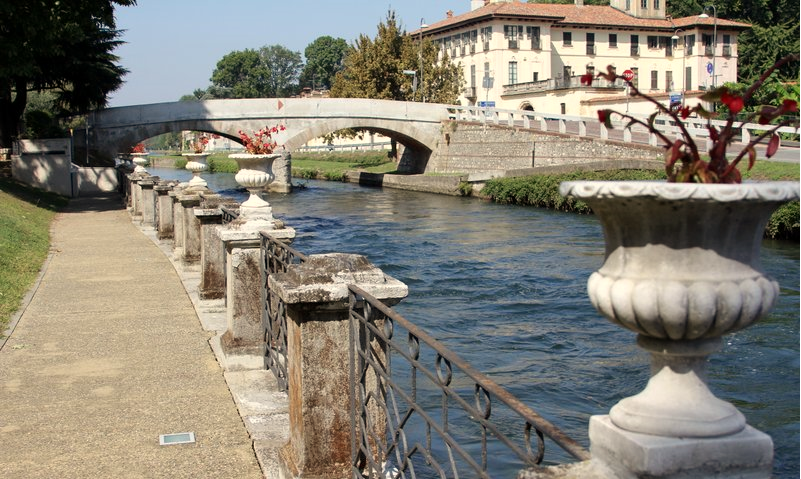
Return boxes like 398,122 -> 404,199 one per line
560,180 -> 799,438
229,153 -> 280,223
182,153 -> 209,187
131,152 -> 149,173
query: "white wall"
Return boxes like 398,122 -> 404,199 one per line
13,139 -> 77,197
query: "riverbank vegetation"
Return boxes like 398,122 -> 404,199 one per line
481,163 -> 800,240
166,150 -> 398,179
0,179 -> 68,333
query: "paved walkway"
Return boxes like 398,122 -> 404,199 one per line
0,196 -> 270,478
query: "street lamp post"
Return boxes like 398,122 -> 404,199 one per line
419,19 -> 428,103
671,29 -> 686,105
699,5 -> 717,88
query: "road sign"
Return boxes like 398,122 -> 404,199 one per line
622,69 -> 635,81
706,62 -> 714,74
478,101 -> 495,108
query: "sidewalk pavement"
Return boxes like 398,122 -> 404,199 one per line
0,195 -> 288,478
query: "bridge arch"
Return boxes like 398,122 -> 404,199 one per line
88,99 -> 451,173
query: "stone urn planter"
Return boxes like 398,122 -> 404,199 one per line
229,153 -> 280,221
131,152 -> 149,173
559,180 -> 799,438
182,153 -> 209,187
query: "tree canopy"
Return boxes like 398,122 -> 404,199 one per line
331,11 -> 463,103
207,45 -> 302,99
300,36 -> 349,90
0,0 -> 136,147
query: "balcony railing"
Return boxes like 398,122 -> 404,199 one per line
531,38 -> 541,50
503,75 -> 624,95
509,39 -> 519,49
722,45 -> 731,57
705,45 -> 714,56
464,86 -> 477,99
631,45 -> 639,56
586,44 -> 596,55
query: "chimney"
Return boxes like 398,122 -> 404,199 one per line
446,10 -> 454,18
575,0 -> 584,5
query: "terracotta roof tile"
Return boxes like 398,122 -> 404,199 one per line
417,3 -> 750,35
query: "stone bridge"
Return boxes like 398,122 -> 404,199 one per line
87,98 -> 452,171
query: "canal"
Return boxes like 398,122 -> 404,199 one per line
149,168 -> 799,477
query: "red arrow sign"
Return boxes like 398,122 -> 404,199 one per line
622,69 -> 635,81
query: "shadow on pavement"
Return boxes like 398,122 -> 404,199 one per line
63,193 -> 126,213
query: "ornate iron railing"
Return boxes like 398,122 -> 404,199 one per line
348,285 -> 590,479
220,205 -> 239,224
260,232 -> 307,391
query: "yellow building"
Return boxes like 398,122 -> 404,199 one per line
417,0 -> 749,116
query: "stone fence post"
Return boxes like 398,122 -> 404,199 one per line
139,176 -> 159,230
154,181 -> 177,240
269,254 -> 408,479
217,221 -> 295,370
196,196 -> 237,300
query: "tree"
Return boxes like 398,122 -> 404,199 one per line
0,0 -> 136,147
208,45 -> 303,98
331,10 -> 462,103
210,49 -> 269,98
259,45 -> 303,97
300,36 -> 348,90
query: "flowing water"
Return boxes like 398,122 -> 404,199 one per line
149,168 -> 799,477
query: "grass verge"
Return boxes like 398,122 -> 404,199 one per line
481,165 -> 800,240
0,179 -> 68,334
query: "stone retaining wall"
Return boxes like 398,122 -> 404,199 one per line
427,122 -> 662,174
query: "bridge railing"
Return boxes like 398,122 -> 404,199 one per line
447,105 -> 800,149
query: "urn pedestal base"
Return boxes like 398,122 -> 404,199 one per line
590,415 -> 773,479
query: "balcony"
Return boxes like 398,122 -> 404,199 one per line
531,38 -> 541,50
705,45 -> 714,56
722,45 -> 731,57
502,75 -> 625,96
508,39 -> 519,50
586,44 -> 596,55
464,87 -> 477,99
631,45 -> 640,56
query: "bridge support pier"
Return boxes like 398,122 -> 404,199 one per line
268,254 -> 407,479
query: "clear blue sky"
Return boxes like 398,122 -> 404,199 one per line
108,0 -> 467,107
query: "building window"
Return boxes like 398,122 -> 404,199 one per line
655,0 -> 660,8
470,65 -> 476,88
504,25 -> 523,49
626,0 -> 631,9
630,34 -> 639,55
651,70 -> 658,90
641,0 -> 647,8
686,34 -> 695,55
631,67 -> 639,87
609,33 -> 617,48
722,34 -> 731,56
532,72 -> 539,82
560,103 -> 566,115
470,30 -> 478,54
586,32 -> 596,55
527,26 -> 541,50
563,31 -> 572,46
685,66 -> 692,92
647,36 -> 659,49
508,61 -> 518,85
666,70 -> 673,91
481,26 -> 492,51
